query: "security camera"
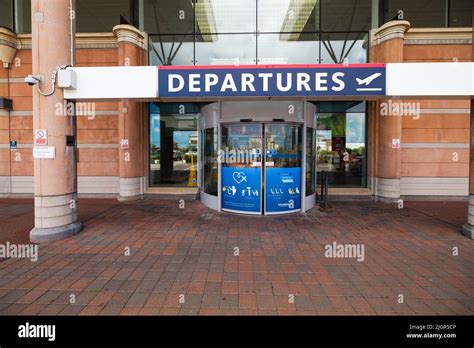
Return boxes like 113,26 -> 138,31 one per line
24,75 -> 43,86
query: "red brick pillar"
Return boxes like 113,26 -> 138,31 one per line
462,9 -> 474,239
368,20 -> 410,202
112,25 -> 147,201
30,0 -> 81,242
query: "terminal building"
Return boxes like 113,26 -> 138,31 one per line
0,0 -> 472,240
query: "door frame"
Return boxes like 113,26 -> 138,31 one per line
263,122 -> 304,215
219,121 -> 304,215
220,122 -> 264,215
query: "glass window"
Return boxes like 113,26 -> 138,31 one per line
195,33 -> 257,65
306,127 -> 315,196
77,0 -> 131,32
144,0 -> 194,34
258,0 -> 319,33
265,124 -> 302,168
316,102 -> 367,188
449,0 -> 472,27
195,0 -> 256,34
387,0 -> 446,27
320,32 -> 368,64
202,127 -> 218,195
7,0 -> 132,34
257,33 -> 319,64
14,0 -> 30,34
149,103 -> 198,187
321,0 -> 372,32
149,34 -> 194,65
0,0 -> 13,31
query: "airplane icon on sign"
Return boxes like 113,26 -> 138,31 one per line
356,72 -> 382,91
356,73 -> 382,86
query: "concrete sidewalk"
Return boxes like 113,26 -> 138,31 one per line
0,197 -> 473,315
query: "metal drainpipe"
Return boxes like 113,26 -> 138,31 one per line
7,67 -> 12,195
68,0 -> 78,188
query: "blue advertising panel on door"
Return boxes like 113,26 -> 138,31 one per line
158,64 -> 386,98
265,167 -> 301,213
222,167 -> 261,213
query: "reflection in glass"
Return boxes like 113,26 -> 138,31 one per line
14,0 -> 30,33
387,0 -> 446,28
221,124 -> 262,168
316,103 -> 367,188
149,103 -> 198,187
0,0 -> 13,31
265,124 -> 302,168
203,127 -> 218,196
258,0 -> 319,34
76,0 -> 130,32
144,0 -> 194,34
320,32 -> 368,64
306,127 -> 315,196
195,34 -> 257,65
320,0 -> 371,32
195,0 -> 256,34
149,35 -> 194,65
257,33 -> 319,64
449,0 -> 472,27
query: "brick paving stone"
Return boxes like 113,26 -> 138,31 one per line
0,199 -> 473,316
58,305 -> 85,315
182,294 -> 203,308
135,279 -> 157,293
99,305 -> 123,315
201,294 -> 220,308
204,282 -> 221,294
256,295 -> 277,310
222,281 -> 239,294
153,281 -> 173,294
18,303 -> 46,315
103,279 -> 125,292
125,292 -> 149,307
239,294 -> 257,309
89,291 -> 115,306
294,295 -> 315,311
119,306 -> 142,315
238,281 -> 256,295
108,292 -> 132,307
79,305 -> 104,315
138,307 -> 160,315
220,294 -> 239,309
15,289 -> 47,304
144,293 -> 166,308
38,304 -> 67,315
159,307 -> 180,315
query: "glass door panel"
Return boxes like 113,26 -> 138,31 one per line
264,124 -> 302,214
149,104 -> 198,187
221,124 -> 262,214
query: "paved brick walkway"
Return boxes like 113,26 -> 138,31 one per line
0,197 -> 473,315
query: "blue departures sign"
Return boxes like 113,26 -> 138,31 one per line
222,167 -> 261,213
158,64 -> 386,98
265,167 -> 301,213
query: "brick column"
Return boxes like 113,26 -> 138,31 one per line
461,9 -> 474,239
368,20 -> 410,202
113,25 -> 147,201
30,0 -> 81,242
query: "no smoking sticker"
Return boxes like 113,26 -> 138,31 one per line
34,129 -> 47,146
